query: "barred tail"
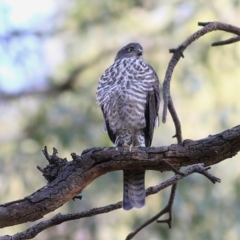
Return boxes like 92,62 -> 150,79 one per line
123,170 -> 145,210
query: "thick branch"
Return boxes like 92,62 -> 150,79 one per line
0,125 -> 239,229
1,164 -> 220,240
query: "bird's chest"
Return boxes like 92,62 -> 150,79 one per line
106,83 -> 146,130
110,80 -> 145,107
110,62 -> 148,102
101,59 -> 153,130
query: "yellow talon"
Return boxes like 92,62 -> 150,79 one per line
122,143 -> 130,147
121,142 -> 133,152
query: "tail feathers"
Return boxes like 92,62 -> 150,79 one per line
123,170 -> 145,210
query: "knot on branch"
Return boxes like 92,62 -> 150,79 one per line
37,146 -> 68,182
169,46 -> 185,58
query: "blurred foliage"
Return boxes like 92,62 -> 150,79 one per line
1,0 -> 240,239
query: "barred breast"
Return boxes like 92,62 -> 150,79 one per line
97,57 -> 156,144
97,49 -> 160,210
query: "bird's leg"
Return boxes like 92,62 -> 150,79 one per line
122,142 -> 132,152
129,144 -> 133,152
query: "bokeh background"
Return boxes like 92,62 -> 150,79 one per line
1,0 -> 240,239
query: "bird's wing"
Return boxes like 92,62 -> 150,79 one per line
101,106 -> 116,144
144,67 -> 161,147
97,63 -> 118,145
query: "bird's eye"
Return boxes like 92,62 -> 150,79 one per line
128,47 -> 134,52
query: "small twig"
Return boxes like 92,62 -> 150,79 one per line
72,195 -> 82,201
156,183 -> 176,227
194,165 -> 221,184
168,98 -> 182,143
198,22 -> 212,27
197,23 -> 240,46
39,147 -> 68,182
36,166 -> 44,173
169,46 -> 185,58
71,152 -> 79,160
42,146 -> 58,164
126,184 -> 177,240
212,35 -> 240,46
161,159 -> 184,176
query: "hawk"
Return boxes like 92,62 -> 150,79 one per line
96,43 -> 160,210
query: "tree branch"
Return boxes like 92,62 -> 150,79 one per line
0,164 -> 220,240
0,124 -> 239,231
126,184 -> 177,240
162,21 -> 240,125
211,35 -> 240,46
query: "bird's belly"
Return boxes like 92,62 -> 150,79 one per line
108,94 -> 146,132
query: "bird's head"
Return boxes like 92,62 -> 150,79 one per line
115,43 -> 143,61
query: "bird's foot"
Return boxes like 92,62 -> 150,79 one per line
121,142 -> 133,152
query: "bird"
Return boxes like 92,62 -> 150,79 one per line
96,42 -> 160,210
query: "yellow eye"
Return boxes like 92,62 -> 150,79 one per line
128,47 -> 134,52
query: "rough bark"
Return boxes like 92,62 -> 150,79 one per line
0,124 -> 239,228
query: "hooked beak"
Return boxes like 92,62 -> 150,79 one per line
137,48 -> 143,56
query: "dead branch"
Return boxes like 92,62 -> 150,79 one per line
0,163 -> 220,240
0,124 -> 239,231
137,21 -> 240,236
211,35 -> 240,46
126,184 -> 177,240
162,21 -> 240,126
126,164 -> 221,239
